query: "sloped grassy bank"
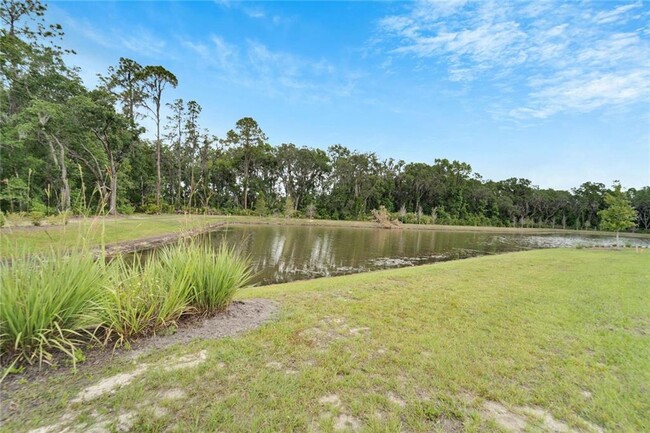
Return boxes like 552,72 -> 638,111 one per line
0,242 -> 252,369
2,249 -> 648,433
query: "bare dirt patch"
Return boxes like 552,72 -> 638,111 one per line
123,299 -> 278,358
480,399 -> 604,433
334,413 -> 361,431
387,392 -> 406,408
319,394 -> 342,408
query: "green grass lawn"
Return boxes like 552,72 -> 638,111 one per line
0,214 -> 225,255
2,249 -> 648,432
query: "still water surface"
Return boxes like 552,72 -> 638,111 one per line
194,225 -> 650,286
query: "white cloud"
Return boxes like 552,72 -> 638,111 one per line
593,1 -> 643,24
120,29 -> 167,58
377,0 -> 650,119
180,35 -> 360,102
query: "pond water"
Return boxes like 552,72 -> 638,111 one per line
191,225 -> 650,286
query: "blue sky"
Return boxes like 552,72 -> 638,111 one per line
48,0 -> 650,190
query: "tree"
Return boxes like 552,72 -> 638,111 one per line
598,182 -> 637,246
276,143 -> 329,211
225,117 -> 268,210
99,57 -> 144,128
284,196 -> 295,218
630,187 -> 650,230
140,65 -> 177,207
164,98 -> 185,207
184,100 -> 201,209
72,90 -> 132,215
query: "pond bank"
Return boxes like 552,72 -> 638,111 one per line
2,249 -> 648,432
2,214 -> 649,257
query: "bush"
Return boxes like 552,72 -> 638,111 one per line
0,212 -> 4,228
44,211 -> 72,226
4,212 -> 28,227
142,203 -> 161,215
29,211 -> 45,226
0,251 -> 108,366
117,203 -> 135,215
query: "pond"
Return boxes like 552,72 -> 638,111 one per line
192,225 -> 650,286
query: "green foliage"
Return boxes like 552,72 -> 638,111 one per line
117,203 -> 135,215
0,212 -> 4,227
0,238 -> 252,365
178,242 -> 252,314
103,253 -> 191,346
284,196 -> 295,218
29,211 -> 44,226
255,193 -> 268,216
44,211 -> 71,226
143,203 -> 161,214
0,177 -> 29,212
1,0 -> 648,231
0,250 -> 108,366
598,183 -> 637,235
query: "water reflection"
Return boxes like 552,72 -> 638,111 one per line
197,226 -> 650,286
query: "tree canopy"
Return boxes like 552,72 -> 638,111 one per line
1,1 -> 647,233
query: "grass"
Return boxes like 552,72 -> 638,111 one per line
3,214 -> 648,256
2,249 -> 648,432
0,250 -> 108,367
0,242 -> 252,366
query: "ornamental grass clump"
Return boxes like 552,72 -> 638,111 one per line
1,240 -> 252,366
174,242 -> 253,315
102,242 -> 251,346
0,251 -> 107,367
102,252 -> 193,347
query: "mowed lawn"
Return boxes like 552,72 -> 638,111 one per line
0,214 -> 226,255
2,249 -> 649,432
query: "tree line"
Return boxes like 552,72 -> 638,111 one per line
1,0 -> 648,231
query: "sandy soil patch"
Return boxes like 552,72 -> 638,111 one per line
124,299 -> 278,358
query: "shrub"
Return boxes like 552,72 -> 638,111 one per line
4,212 -> 28,227
0,251 -> 108,366
0,212 -> 4,228
117,203 -> 135,215
1,242 -> 252,365
143,203 -> 161,215
44,211 -> 72,226
372,205 -> 401,228
29,211 -> 45,226
102,242 -> 251,346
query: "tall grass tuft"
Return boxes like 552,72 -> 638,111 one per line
101,241 -> 251,346
102,253 -> 193,347
1,240 -> 252,366
0,251 -> 107,367
167,242 -> 253,315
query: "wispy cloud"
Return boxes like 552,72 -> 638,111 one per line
181,35 -> 360,101
63,12 -> 171,60
120,29 -> 168,58
376,0 -> 650,119
593,0 -> 643,24
213,1 -> 292,26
